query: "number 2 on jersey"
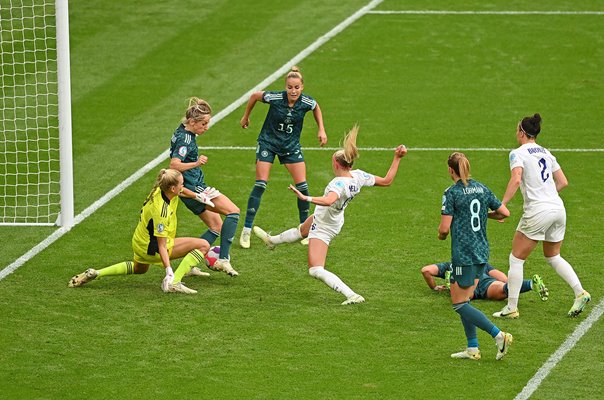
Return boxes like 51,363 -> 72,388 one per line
538,158 -> 550,182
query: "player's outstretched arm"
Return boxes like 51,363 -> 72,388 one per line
240,91 -> 264,129
288,184 -> 338,206
312,103 -> 327,146
374,145 -> 407,187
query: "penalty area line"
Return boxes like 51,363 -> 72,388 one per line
515,298 -> 604,400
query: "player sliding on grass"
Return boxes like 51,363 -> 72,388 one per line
421,261 -> 549,301
169,97 -> 239,277
239,66 -> 328,249
494,113 -> 590,319
68,169 -> 222,294
253,125 -> 407,305
438,152 -> 512,361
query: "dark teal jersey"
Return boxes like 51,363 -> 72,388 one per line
258,90 -> 316,155
169,124 -> 206,191
441,179 -> 502,267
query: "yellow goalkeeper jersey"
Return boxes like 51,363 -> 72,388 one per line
132,187 -> 179,262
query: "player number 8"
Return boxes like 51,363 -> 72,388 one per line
470,199 -> 481,232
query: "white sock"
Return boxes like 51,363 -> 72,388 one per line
242,227 -> 251,234
546,255 -> 583,296
308,266 -> 355,298
507,253 -> 524,310
271,227 -> 303,244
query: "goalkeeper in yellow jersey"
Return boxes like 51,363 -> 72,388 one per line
69,169 -> 222,294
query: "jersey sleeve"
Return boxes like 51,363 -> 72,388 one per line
151,201 -> 171,238
300,94 -> 317,111
357,170 -> 376,187
441,187 -> 454,215
154,218 -> 170,238
509,149 -> 523,170
325,178 -> 346,199
549,151 -> 561,173
262,91 -> 281,104
169,132 -> 189,161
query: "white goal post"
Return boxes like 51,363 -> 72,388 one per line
0,0 -> 73,227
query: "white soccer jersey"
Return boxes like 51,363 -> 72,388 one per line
509,143 -> 564,214
312,169 -> 376,232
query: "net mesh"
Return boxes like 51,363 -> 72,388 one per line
0,0 -> 60,225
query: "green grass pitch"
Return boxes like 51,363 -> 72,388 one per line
1,1 -> 603,399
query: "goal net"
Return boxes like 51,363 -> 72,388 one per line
0,0 -> 73,227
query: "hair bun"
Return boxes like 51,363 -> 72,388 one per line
532,113 -> 542,123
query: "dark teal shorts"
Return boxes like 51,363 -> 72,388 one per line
256,143 -> 305,164
451,263 -> 486,288
474,276 -> 495,299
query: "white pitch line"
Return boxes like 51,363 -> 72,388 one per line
0,0 -> 384,280
369,10 -> 604,15
515,298 -> 604,400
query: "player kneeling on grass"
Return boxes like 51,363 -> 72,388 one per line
421,262 -> 549,301
68,169 -> 227,294
253,125 -> 407,305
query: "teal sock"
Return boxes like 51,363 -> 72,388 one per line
244,180 -> 266,228
219,213 -> 239,259
503,279 -> 533,295
454,301 -> 498,338
520,279 -> 532,293
295,181 -> 309,224
200,229 -> 219,245
461,314 -> 478,348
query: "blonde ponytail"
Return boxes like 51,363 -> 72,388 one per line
447,152 -> 471,186
333,125 -> 360,168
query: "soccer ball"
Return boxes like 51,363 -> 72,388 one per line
204,246 -> 221,268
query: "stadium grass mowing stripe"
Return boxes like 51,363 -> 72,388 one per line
0,0 -> 384,279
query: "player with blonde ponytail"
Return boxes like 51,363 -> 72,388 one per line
253,126 -> 407,304
169,97 -> 240,277
239,66 -> 328,249
69,169 -> 214,294
438,152 -> 513,360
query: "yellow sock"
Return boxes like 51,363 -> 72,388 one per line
97,261 -> 134,277
172,250 -> 204,283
